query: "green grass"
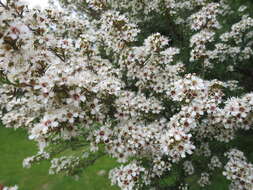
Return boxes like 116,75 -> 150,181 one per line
0,126 -> 119,190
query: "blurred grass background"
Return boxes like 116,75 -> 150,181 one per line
0,126 -> 118,190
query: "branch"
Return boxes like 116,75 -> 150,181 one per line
0,0 -> 9,10
234,66 -> 253,78
49,48 -> 66,62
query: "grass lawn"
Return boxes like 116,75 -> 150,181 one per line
0,126 -> 252,190
0,126 -> 119,190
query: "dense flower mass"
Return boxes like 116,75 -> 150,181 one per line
223,149 -> 253,190
109,162 -> 150,190
0,0 -> 253,189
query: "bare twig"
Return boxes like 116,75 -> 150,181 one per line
0,0 -> 8,10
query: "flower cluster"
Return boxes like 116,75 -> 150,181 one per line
23,152 -> 50,168
189,3 -> 221,31
223,149 -> 253,190
160,127 -> 195,162
198,172 -> 211,187
99,11 -> 140,52
115,91 -> 164,120
183,161 -> 195,175
104,119 -> 166,163
3,186 -> 18,190
189,3 -> 222,65
49,156 -> 81,175
208,156 -> 222,171
178,183 -> 189,190
109,162 -> 150,190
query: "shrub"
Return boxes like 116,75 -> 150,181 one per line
0,0 -> 253,189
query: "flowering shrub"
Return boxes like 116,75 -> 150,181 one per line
0,0 -> 253,189
3,186 -> 18,190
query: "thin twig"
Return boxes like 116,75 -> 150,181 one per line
0,0 -> 8,10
